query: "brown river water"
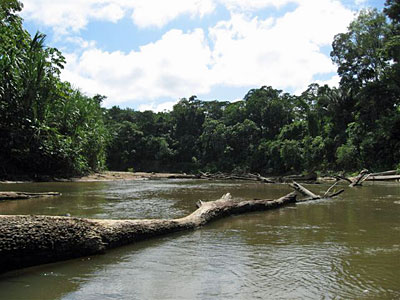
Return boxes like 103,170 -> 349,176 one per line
0,179 -> 399,299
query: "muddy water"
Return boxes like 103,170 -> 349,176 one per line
0,180 -> 399,299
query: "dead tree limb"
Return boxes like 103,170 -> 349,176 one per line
198,172 -> 275,183
333,175 -> 353,184
0,192 -> 296,273
349,169 -> 370,187
364,169 -> 400,181
367,175 -> 400,181
290,181 -> 320,199
0,192 -> 61,201
323,181 -> 340,197
333,169 -> 372,187
1,176 -> 352,273
283,173 -> 317,182
369,170 -> 398,176
290,181 -> 344,202
255,173 -> 275,183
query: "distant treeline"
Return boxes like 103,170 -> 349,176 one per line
1,1 -> 399,178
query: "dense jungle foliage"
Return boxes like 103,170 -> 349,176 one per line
1,0 -> 399,178
0,0 -> 108,177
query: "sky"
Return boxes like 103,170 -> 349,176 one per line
20,0 -> 384,111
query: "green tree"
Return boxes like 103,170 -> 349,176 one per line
331,9 -> 391,88
0,1 -> 108,177
170,96 -> 205,169
244,86 -> 294,139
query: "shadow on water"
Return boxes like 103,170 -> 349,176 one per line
0,180 -> 399,299
0,230 -> 190,300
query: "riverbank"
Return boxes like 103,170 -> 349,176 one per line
0,171 -> 197,184
1,170 -> 398,184
67,171 -> 197,182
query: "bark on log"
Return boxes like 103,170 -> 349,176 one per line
283,173 -> 317,182
0,192 -> 296,273
254,173 -> 275,183
0,192 -> 61,201
334,169 -> 372,187
289,181 -> 344,202
198,172 -> 275,183
290,182 -> 320,199
366,175 -> 400,181
349,169 -> 370,187
333,175 -> 353,184
369,170 -> 398,176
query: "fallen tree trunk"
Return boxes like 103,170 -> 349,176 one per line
333,175 -> 353,184
289,181 -> 344,201
0,192 -> 296,273
349,169 -> 370,187
282,172 -> 317,182
369,170 -> 398,176
0,179 -> 348,273
366,175 -> 400,181
290,182 -> 320,199
333,169 -> 370,187
199,172 -> 275,183
0,192 -> 61,201
334,170 -> 400,184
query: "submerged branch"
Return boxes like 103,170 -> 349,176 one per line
289,181 -> 344,202
0,192 -> 61,201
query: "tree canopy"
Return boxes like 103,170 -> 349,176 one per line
1,1 -> 399,178
0,1 -> 108,178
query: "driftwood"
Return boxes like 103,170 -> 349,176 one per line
333,175 -> 353,184
333,169 -> 370,187
334,169 -> 400,186
199,172 -> 275,183
0,177 -> 350,273
364,170 -> 400,181
0,192 -> 61,201
349,169 -> 370,187
369,170 -> 398,176
0,192 -> 297,273
289,181 -> 344,201
282,172 -> 317,182
367,175 -> 400,181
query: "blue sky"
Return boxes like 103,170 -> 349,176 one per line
21,0 -> 384,111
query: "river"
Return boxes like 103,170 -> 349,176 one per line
0,179 -> 399,299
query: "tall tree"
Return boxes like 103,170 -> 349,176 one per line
0,1 -> 108,177
331,9 -> 391,89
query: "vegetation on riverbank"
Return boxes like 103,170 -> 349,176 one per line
0,1 -> 108,178
1,1 -> 399,179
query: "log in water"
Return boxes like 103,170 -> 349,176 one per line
0,192 -> 297,273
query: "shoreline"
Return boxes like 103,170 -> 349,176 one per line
1,171 -> 398,185
0,171 -> 198,184
67,171 -> 198,182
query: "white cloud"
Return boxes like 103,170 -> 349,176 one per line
138,101 -> 178,112
131,0 -> 215,28
22,0 -> 126,35
315,75 -> 341,88
22,0 -> 215,34
95,3 -> 125,23
21,0 -> 302,34
218,0 -> 297,11
24,0 -> 357,108
64,37 -> 97,49
208,0 -> 353,91
62,29 -> 213,107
